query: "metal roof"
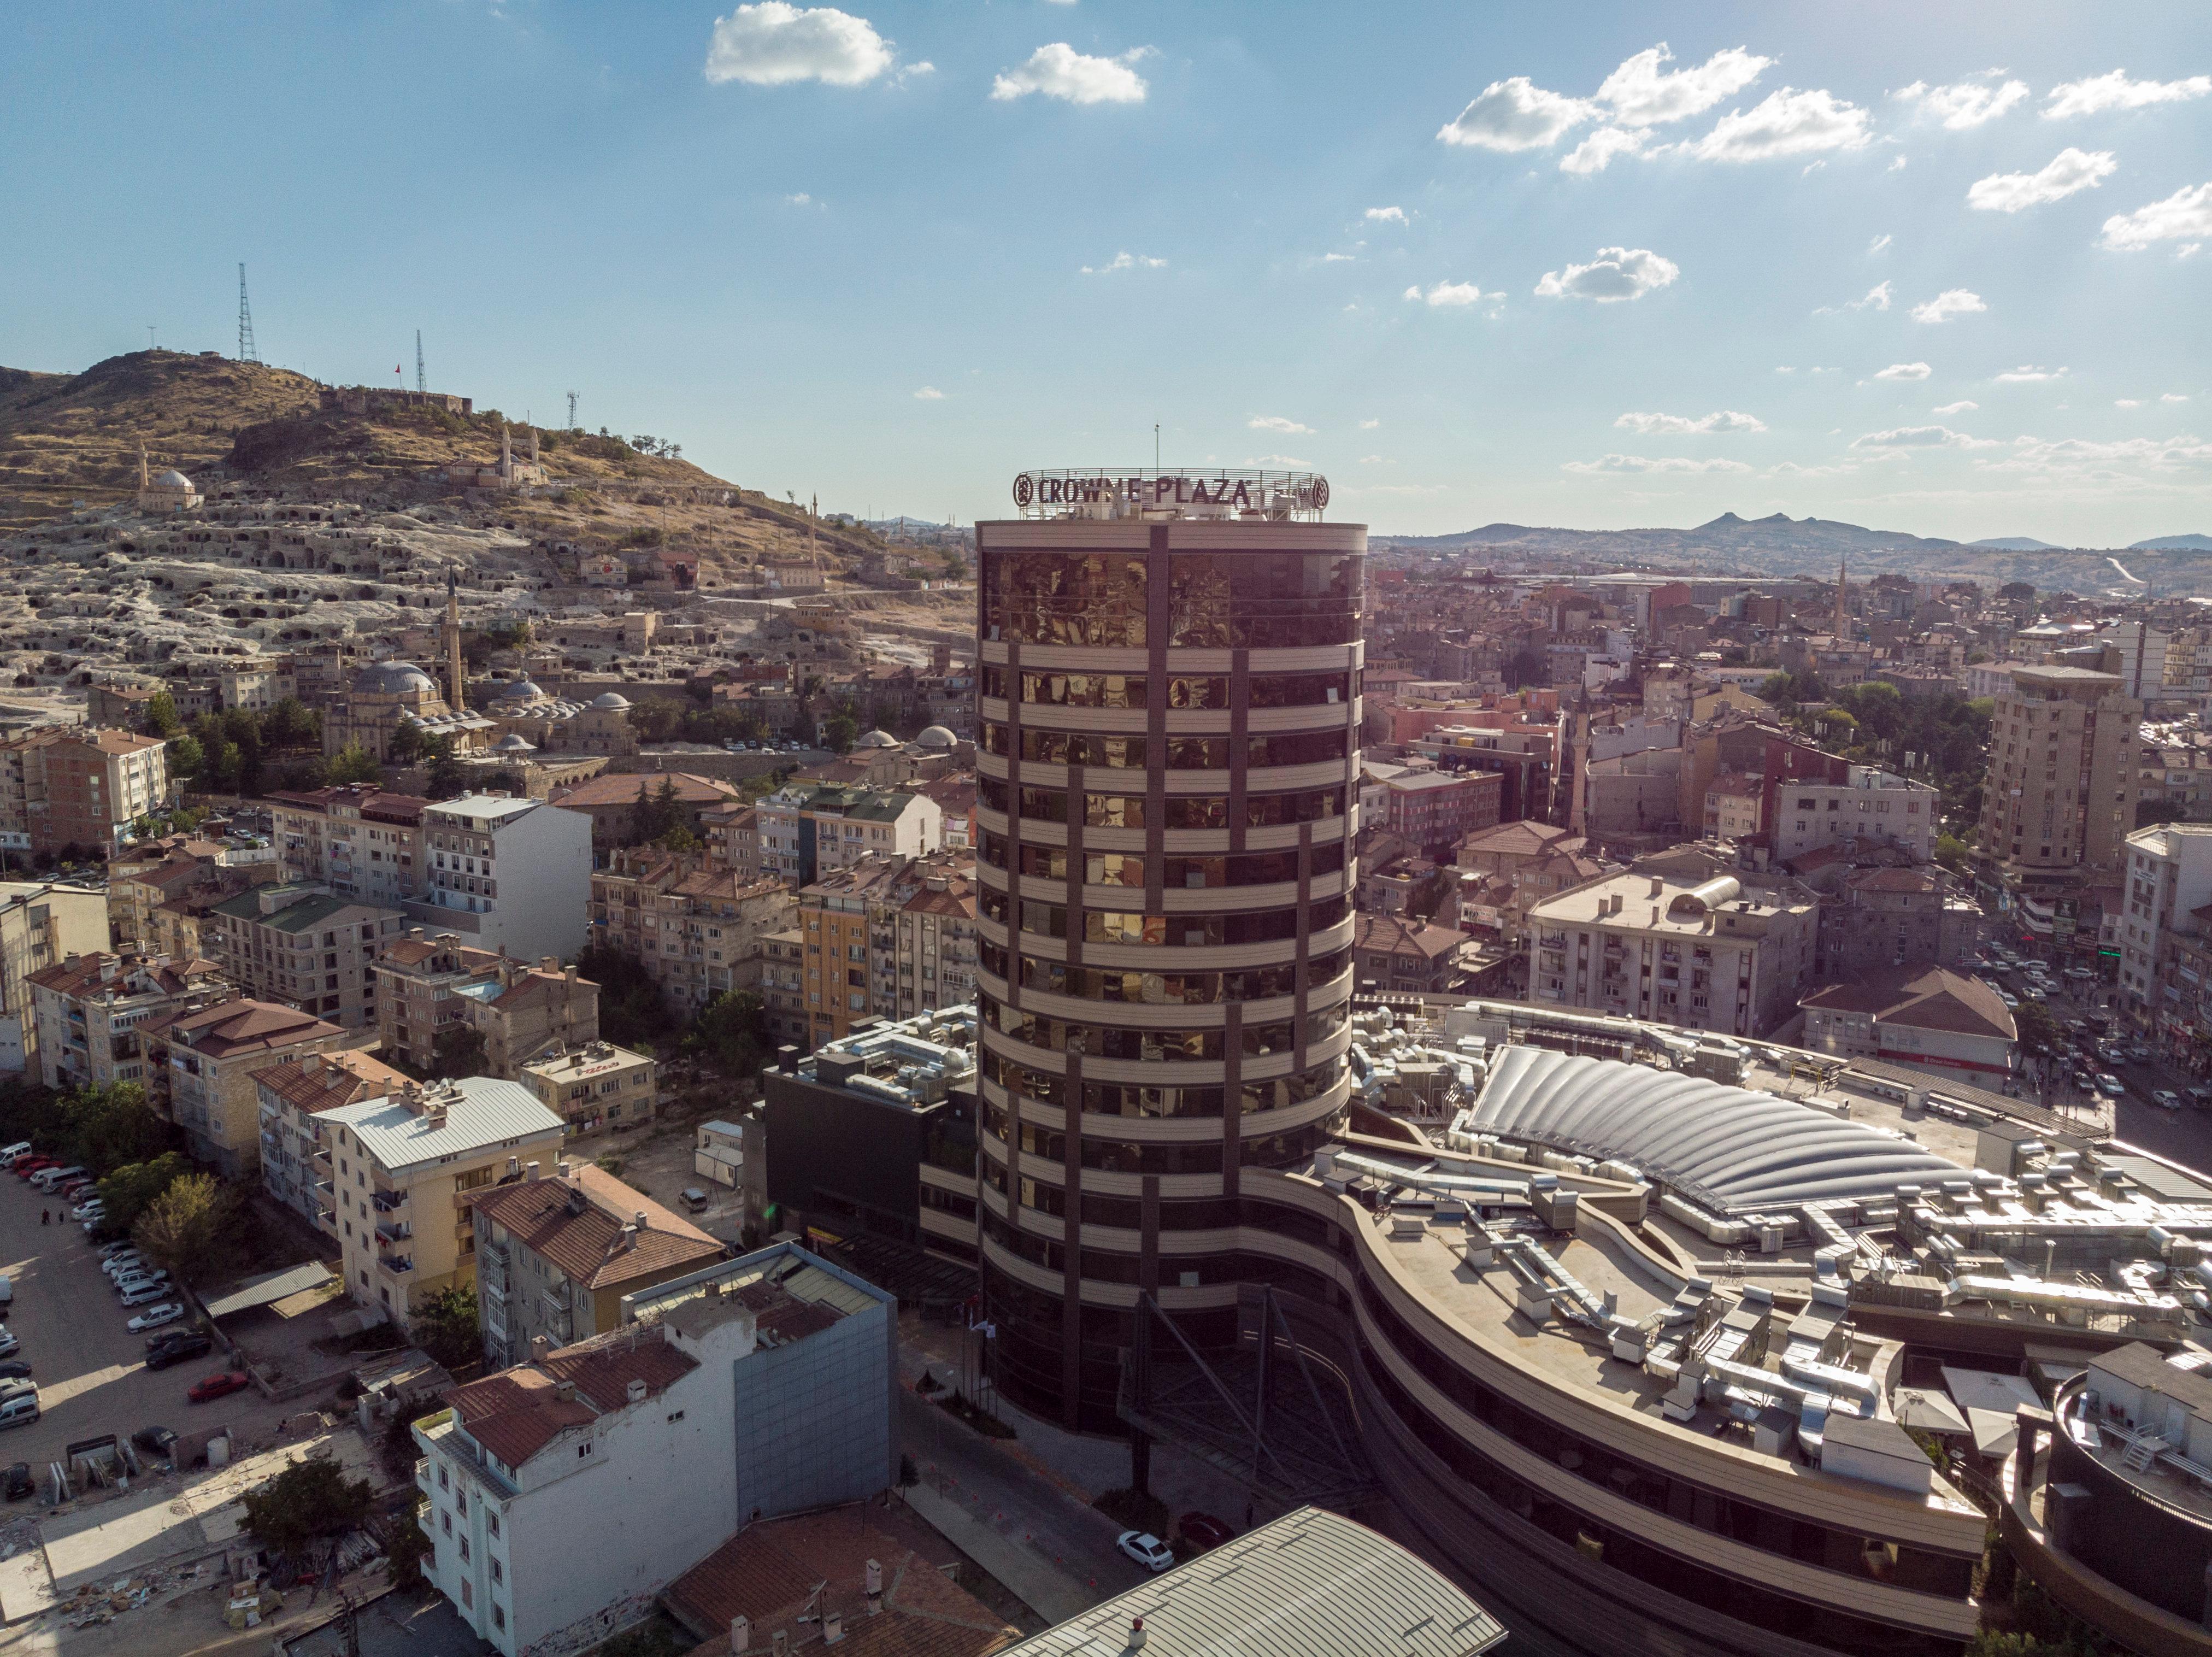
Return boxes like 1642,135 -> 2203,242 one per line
1469,1046 -> 1960,1214
323,1077 -> 563,1174
202,1260 -> 334,1319
999,1507 -> 1504,1657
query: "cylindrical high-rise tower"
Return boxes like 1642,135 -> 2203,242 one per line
973,468 -> 1363,1432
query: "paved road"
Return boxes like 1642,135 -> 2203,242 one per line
898,1388 -> 1152,1611
0,1171 -> 292,1474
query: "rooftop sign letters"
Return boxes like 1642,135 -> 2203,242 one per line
1011,468 -> 1329,520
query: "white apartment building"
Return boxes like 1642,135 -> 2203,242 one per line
25,950 -> 228,1091
2118,822 -> 2212,1013
1769,768 -> 1941,865
268,785 -> 428,908
413,1243 -> 897,1657
324,1077 -> 566,1334
1526,857 -> 1819,1038
755,784 -> 943,885
408,794 -> 594,962
0,882 -> 113,1073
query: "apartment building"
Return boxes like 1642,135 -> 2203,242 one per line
268,785 -> 430,907
413,1243 -> 896,1657
2117,821 -> 2212,1042
543,771 -> 743,853
1376,768 -> 1501,859
409,794 -> 594,961
758,927 -> 806,1049
202,882 -> 405,1030
756,782 -> 943,885
586,852 -> 793,1014
519,1041 -> 658,1137
696,801 -> 758,881
0,729 -> 170,856
0,882 -> 111,1073
108,851 -> 271,955
791,850 -> 981,1047
157,997 -> 349,1176
1525,853 -> 1819,1037
374,932 -> 601,1077
470,1162 -> 720,1365
1769,768 -> 1942,865
325,1077 -> 566,1334
1352,911 -> 1466,995
254,1048 -> 411,1236
1979,664 -> 2142,885
1816,866 -> 1981,980
1801,964 -> 2017,1080
886,853 -> 978,1020
25,951 -> 228,1092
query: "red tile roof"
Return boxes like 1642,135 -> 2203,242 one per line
471,1168 -> 720,1292
1801,965 -> 2016,1041
445,1368 -> 597,1468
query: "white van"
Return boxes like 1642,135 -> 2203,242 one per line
31,1166 -> 85,1192
0,1394 -> 39,1430
0,1144 -> 31,1167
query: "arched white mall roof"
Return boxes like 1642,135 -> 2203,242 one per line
1468,1046 -> 1961,1214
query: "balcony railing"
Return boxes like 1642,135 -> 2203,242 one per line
371,1189 -> 406,1212
379,1255 -> 415,1276
375,1221 -> 413,1244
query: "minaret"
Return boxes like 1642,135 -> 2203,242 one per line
1833,554 -> 1848,639
527,426 -> 539,466
444,566 -> 466,712
137,440 -> 149,492
499,422 -> 513,488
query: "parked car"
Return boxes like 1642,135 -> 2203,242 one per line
0,1144 -> 31,1167
30,1166 -> 86,1192
102,1250 -> 146,1275
126,1303 -> 185,1333
2,1462 -> 30,1500
71,1200 -> 104,1221
0,1397 -> 35,1432
187,1371 -> 251,1405
1997,992 -> 2020,1009
130,1425 -> 178,1459
2096,1073 -> 2126,1097
1177,1512 -> 1235,1552
96,1239 -> 137,1259
0,1331 -> 19,1360
2189,1085 -> 2212,1108
2129,1044 -> 2155,1063
145,1333 -> 211,1370
0,1362 -> 32,1383
1117,1531 -> 1174,1573
119,1283 -> 174,1309
11,1157 -> 56,1180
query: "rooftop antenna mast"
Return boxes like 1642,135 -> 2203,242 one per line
566,390 -> 578,430
416,331 -> 426,393
237,264 -> 260,363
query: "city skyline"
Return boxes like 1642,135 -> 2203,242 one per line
4,3 -> 2208,543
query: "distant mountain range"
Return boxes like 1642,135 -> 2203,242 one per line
1369,512 -> 2212,597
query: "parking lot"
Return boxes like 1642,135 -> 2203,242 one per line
0,1164 -> 295,1477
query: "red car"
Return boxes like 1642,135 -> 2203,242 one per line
12,1159 -> 55,1180
1178,1512 -> 1235,1553
186,1372 -> 251,1405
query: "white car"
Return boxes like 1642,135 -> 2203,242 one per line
71,1200 -> 104,1220
0,1143 -> 30,1167
102,1253 -> 146,1278
125,1303 -> 185,1333
2153,1089 -> 2184,1110
96,1240 -> 137,1260
1997,991 -> 2020,1009
1116,1531 -> 1174,1573
0,1330 -> 17,1359
2095,1073 -> 2126,1097
118,1282 -> 172,1307
114,1270 -> 170,1294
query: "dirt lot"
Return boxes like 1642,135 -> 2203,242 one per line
583,1095 -> 759,1245
0,1172 -> 298,1475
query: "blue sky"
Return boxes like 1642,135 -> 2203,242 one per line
5,3 -> 2209,544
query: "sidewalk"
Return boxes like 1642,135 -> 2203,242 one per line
902,1485 -> 1097,1626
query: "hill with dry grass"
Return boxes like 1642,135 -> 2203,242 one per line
0,350 -> 934,584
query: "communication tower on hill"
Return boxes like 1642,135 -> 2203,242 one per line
416,331 -> 426,393
567,390 -> 578,429
236,265 -> 260,364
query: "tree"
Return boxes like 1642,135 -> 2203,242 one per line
166,733 -> 205,779
143,691 -> 181,738
328,744 -> 382,785
656,824 -> 701,855
62,1080 -> 170,1174
2137,797 -> 2189,829
1934,832 -> 1972,874
240,1458 -> 375,1558
428,1024 -> 487,1081
631,698 -> 685,743
413,1285 -> 482,1371
574,943 -> 679,1049
264,696 -> 320,748
384,1510 -> 436,1590
688,988 -> 766,1076
825,712 -> 858,754
96,1150 -> 190,1235
133,1172 -> 242,1281
2014,1000 -> 2061,1056
424,735 -> 470,800
386,721 -> 427,766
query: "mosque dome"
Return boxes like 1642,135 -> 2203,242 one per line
152,469 -> 195,491
589,691 -> 633,711
493,733 -> 537,753
856,728 -> 900,749
499,679 -> 545,701
352,661 -> 437,695
914,725 -> 957,751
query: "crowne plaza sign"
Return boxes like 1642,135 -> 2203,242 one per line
1012,470 -> 1329,512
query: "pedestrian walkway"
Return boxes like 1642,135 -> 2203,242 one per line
903,1484 -> 1099,1625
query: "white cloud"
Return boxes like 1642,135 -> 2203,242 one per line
1869,233 -> 1892,252
1888,155 -> 1909,171
1358,418 -> 1381,430
1245,454 -> 1311,468
1364,205 -> 1407,224
1079,251 -> 1166,274
2183,243 -> 2205,260
1319,252 -> 1357,263
1816,279 -> 1891,315
704,3 -> 893,87
1560,126 -> 1648,174
1405,280 -> 1504,308
784,191 -> 816,205
913,386 -> 944,400
1874,361 -> 1933,380
1534,245 -> 1679,302
1685,87 -> 1872,161
1893,77 -> 2029,129
1562,454 -> 1751,474
1994,365 -> 2067,382
2101,182 -> 2212,250
1775,366 -> 1796,374
1967,148 -> 2116,212
1911,287 -> 1986,324
1598,44 -> 1770,126
2166,393 -> 2192,404
1437,76 -> 1596,150
895,60 -> 933,81
2116,398 -> 2144,408
1851,424 -> 1997,450
1358,455 -> 1389,464
1999,432 -> 2212,468
2045,70 -> 2212,120
991,43 -> 1150,104
1614,410 -> 1766,434
1249,415 -> 1314,434
1935,399 -> 1979,413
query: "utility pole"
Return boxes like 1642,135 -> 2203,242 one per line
566,390 -> 579,430
416,331 -> 425,393
145,324 -> 157,351
237,265 -> 260,363
1155,422 -> 1160,473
